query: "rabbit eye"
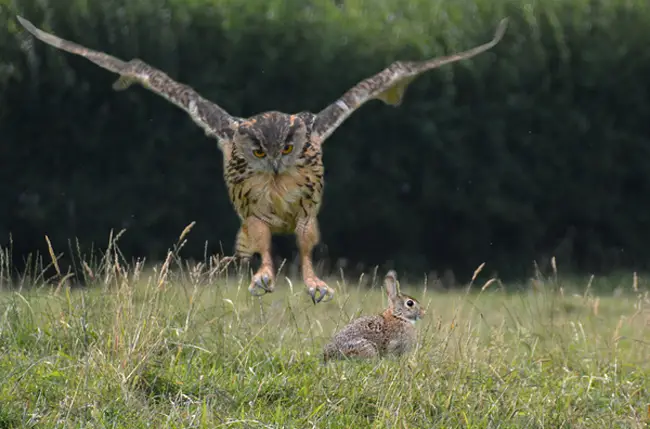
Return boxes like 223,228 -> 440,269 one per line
406,299 -> 414,307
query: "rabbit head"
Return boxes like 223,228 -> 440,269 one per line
384,270 -> 426,324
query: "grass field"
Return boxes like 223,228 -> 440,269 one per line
1,237 -> 649,428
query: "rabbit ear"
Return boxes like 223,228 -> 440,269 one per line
384,270 -> 400,301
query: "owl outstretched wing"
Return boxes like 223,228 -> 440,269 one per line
313,18 -> 509,142
16,15 -> 240,144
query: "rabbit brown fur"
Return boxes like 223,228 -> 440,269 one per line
323,270 -> 425,362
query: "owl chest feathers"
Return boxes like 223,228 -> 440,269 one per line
227,164 -> 324,233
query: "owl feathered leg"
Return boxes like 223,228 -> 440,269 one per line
215,228 -> 252,275
295,217 -> 334,304
239,217 -> 275,296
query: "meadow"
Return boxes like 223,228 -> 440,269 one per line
0,231 -> 649,428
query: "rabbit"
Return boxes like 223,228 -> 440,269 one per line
323,270 -> 425,362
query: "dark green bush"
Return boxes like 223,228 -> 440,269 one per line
1,0 -> 650,283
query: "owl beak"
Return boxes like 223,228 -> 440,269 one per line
271,160 -> 280,174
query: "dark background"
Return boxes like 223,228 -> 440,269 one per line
1,0 -> 649,286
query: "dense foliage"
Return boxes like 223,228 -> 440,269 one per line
2,0 -> 650,283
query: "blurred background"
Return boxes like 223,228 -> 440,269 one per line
1,0 -> 649,286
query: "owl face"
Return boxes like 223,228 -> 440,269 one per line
233,112 -> 310,175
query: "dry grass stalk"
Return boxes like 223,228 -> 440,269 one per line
45,235 -> 61,277
481,278 -> 497,291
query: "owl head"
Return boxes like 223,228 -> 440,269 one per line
232,111 -> 311,175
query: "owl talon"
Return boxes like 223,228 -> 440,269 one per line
307,280 -> 335,304
249,271 -> 275,296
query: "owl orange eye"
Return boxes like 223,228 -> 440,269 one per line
282,144 -> 294,155
252,149 -> 266,158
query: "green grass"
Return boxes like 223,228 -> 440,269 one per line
0,237 -> 649,428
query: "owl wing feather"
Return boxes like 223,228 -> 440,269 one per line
313,18 -> 509,142
16,15 -> 240,145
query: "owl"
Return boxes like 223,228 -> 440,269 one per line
16,16 -> 508,304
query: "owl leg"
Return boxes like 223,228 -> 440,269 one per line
295,217 -> 334,304
234,227 -> 254,262
216,228 -> 252,272
242,216 -> 275,296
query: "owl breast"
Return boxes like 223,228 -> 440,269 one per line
227,165 -> 324,234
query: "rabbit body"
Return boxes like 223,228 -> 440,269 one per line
323,271 -> 425,361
